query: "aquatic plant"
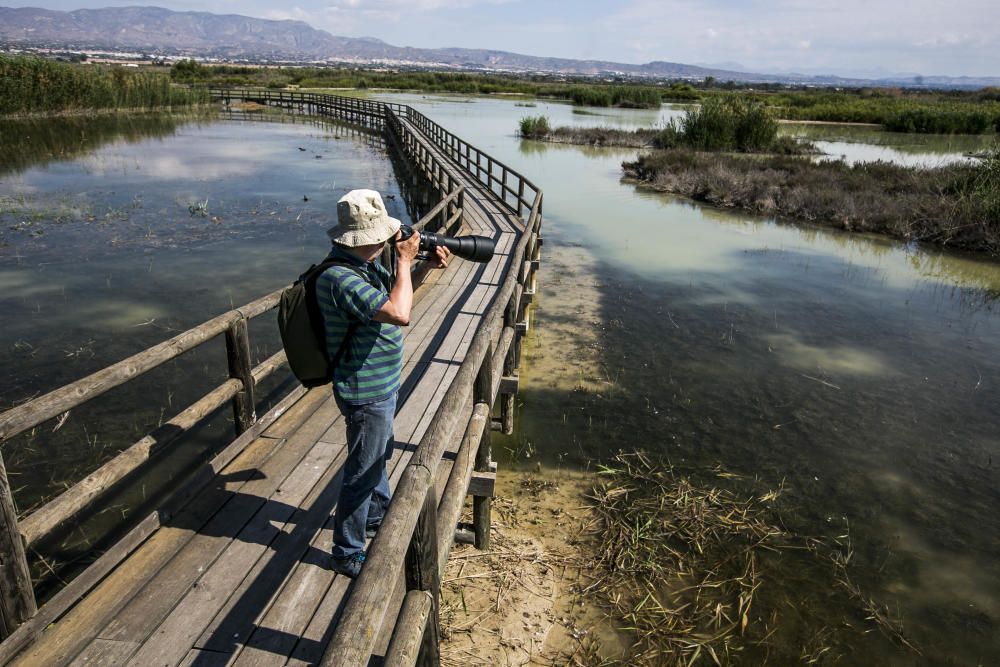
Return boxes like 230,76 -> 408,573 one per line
673,94 -> 779,152
586,451 -> 923,664
518,115 -> 551,139
0,55 -> 208,115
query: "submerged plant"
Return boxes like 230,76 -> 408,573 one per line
585,451 -> 922,665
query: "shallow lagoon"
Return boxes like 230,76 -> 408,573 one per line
371,93 -> 1000,662
2,97 -> 999,660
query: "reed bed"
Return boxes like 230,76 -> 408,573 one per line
583,452 -> 922,665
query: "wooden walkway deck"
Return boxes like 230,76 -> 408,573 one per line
0,91 -> 542,666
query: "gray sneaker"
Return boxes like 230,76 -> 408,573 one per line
330,551 -> 366,578
365,522 -> 381,539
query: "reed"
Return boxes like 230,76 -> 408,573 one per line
0,55 -> 208,115
518,115 -> 551,139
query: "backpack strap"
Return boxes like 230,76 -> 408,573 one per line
303,258 -> 382,373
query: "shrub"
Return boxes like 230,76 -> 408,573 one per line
518,115 -> 550,139
680,95 -> 778,152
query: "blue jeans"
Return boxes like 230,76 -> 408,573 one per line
331,392 -> 396,559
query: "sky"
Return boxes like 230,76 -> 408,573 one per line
9,0 -> 1000,79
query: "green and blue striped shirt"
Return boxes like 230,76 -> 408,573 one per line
315,245 -> 403,405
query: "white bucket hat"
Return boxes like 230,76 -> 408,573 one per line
327,189 -> 401,247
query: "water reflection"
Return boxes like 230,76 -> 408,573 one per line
0,113 -> 208,177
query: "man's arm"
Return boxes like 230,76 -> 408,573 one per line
374,239 -> 451,326
374,231 -> 418,326
413,245 -> 451,286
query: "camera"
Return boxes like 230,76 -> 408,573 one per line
397,224 -> 495,264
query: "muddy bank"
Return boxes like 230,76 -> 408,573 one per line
439,471 -> 613,665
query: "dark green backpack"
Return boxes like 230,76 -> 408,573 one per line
277,258 -> 374,388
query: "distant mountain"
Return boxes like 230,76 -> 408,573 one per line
2,5 -> 998,88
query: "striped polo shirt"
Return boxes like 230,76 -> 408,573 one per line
315,245 -> 403,405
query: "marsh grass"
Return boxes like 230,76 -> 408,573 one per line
656,95 -> 780,152
624,148 -> 1000,255
584,451 -> 921,665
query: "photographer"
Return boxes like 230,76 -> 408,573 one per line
316,189 -> 450,578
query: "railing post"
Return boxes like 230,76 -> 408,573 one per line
225,317 -> 256,435
501,288 -> 521,436
472,344 -> 494,550
0,450 -> 36,640
404,486 -> 441,667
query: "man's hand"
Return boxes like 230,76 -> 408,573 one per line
394,229 -> 420,264
428,245 -> 451,269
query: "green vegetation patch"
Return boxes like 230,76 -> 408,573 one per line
0,55 -> 208,115
658,95 -> 779,152
519,98 -> 811,154
518,115 -> 551,139
754,88 -> 1000,134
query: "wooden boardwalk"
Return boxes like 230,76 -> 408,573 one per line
0,91 -> 542,666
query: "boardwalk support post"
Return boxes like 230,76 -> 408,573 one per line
473,343 -> 494,550
225,317 -> 255,435
0,451 -> 35,640
404,486 -> 441,667
500,286 -> 521,435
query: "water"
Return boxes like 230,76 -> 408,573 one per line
3,97 -> 999,660
368,93 -> 1000,663
493,94 -> 998,167
780,122 -> 998,167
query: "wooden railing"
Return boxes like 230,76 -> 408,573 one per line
0,89 -> 542,667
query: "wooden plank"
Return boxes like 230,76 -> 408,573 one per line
187,449 -> 352,655
0,451 -> 35,640
93,399 -> 344,649
9,433 -> 284,667
178,648 -> 233,667
0,386 -> 307,666
123,442 -> 345,664
402,488 -> 440,667
262,387 -> 330,439
383,591 -> 432,667
72,638 -> 139,664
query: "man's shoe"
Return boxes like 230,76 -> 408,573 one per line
330,551 -> 366,578
365,522 -> 381,539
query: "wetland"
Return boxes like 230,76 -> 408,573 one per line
2,93 -> 999,663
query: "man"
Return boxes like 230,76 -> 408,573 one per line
317,189 -> 450,578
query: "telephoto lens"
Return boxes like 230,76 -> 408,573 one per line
398,225 -> 495,264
